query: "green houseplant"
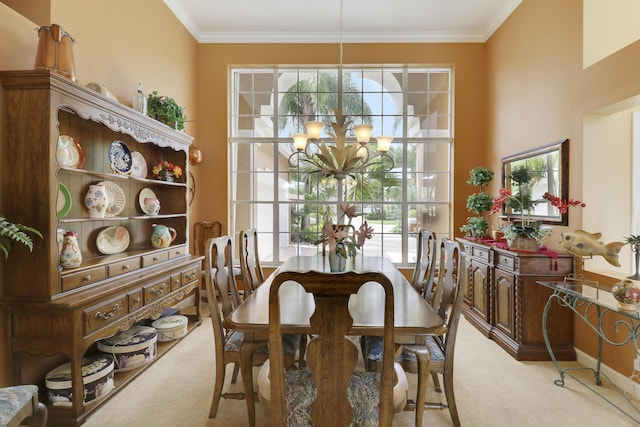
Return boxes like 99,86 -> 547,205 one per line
460,166 -> 494,238
0,216 -> 42,259
147,91 -> 186,131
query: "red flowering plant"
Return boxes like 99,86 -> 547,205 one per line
542,192 -> 586,213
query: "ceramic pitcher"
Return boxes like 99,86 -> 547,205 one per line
151,224 -> 177,248
84,184 -> 108,218
59,231 -> 82,268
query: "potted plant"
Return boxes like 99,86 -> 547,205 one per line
147,91 -> 186,131
0,216 -> 42,259
460,166 -> 494,238
152,160 -> 183,182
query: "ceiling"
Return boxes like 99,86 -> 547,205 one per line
164,0 -> 522,44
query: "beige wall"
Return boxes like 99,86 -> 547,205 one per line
1,0 -> 638,387
487,0 -> 640,377
0,0 -> 198,385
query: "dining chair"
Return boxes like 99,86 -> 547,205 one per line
238,228 -> 265,296
410,229 -> 438,299
363,228 -> 437,372
257,270 -> 408,426
0,385 -> 47,427
204,236 -> 300,426
402,238 -> 465,427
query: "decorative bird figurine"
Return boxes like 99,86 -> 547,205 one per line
560,230 -> 625,267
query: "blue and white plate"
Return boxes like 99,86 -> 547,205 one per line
109,140 -> 132,175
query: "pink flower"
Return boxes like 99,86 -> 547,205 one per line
320,222 -> 348,252
355,221 -> 374,247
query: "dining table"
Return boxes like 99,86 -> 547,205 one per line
225,254 -> 446,425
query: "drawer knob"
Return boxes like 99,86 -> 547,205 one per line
95,303 -> 120,320
82,275 -> 92,281
186,272 -> 196,280
133,297 -> 141,304
150,283 -> 167,295
153,257 -> 160,262
122,264 -> 130,270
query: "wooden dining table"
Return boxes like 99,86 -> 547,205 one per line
225,254 -> 445,425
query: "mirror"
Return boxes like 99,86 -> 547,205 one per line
502,139 -> 569,225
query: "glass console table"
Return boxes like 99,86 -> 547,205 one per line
537,280 -> 640,424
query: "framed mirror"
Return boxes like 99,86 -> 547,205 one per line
501,138 -> 569,225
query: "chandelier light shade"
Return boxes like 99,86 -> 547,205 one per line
353,124 -> 372,144
304,121 -> 323,140
376,136 -> 394,153
292,134 -> 308,151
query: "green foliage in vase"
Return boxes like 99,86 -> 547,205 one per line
0,216 -> 43,259
461,166 -> 494,238
147,91 -> 186,131
501,220 -> 550,246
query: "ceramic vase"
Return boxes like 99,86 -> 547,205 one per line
59,231 -> 82,268
151,224 -> 177,248
164,172 -> 175,182
328,251 -> 347,272
84,184 -> 108,218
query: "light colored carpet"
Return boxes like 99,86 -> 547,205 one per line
83,309 -> 639,426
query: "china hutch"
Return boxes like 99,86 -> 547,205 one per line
0,70 -> 202,426
458,238 -> 576,361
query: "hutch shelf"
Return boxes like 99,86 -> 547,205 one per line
0,70 -> 202,426
458,237 -> 576,361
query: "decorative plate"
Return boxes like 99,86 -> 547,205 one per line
109,140 -> 132,175
130,151 -> 148,179
97,181 -> 126,217
56,135 -> 85,169
96,226 -> 130,255
138,187 -> 160,216
57,182 -> 72,217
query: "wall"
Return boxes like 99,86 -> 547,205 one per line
486,0 -> 640,380
0,0 -> 198,385
194,43 -> 487,237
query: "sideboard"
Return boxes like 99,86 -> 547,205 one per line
0,70 -> 202,426
458,238 -> 576,361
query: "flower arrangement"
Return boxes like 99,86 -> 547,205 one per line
315,204 -> 373,258
491,167 -> 549,248
152,160 -> 183,180
491,166 -> 586,250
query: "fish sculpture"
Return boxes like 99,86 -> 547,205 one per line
560,230 -> 626,267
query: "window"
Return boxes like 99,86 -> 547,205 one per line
230,67 -> 453,266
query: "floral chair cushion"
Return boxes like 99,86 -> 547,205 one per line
365,335 -> 445,373
224,331 -> 299,355
0,385 -> 38,427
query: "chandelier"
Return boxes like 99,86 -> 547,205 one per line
287,0 -> 395,180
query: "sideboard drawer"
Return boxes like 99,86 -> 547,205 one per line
84,295 -> 128,334
181,266 -> 199,285
143,278 -> 171,304
128,289 -> 143,311
170,273 -> 182,291
143,251 -> 169,267
168,245 -> 187,259
62,266 -> 107,292
472,246 -> 490,262
496,253 -> 515,271
108,258 -> 142,277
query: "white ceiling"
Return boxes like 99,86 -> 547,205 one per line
164,0 -> 522,43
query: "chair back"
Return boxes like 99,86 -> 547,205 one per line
194,221 -> 223,256
431,238 -> 466,354
203,236 -> 231,359
268,270 -> 396,426
410,229 -> 438,298
238,228 -> 265,295
205,236 -> 242,318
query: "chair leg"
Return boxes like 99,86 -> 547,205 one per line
431,372 -> 441,392
27,402 -> 47,427
403,346 -> 431,427
298,334 -> 308,368
209,360 -> 227,418
231,362 -> 240,383
240,341 -> 267,427
443,370 -> 461,427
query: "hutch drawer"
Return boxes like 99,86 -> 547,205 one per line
61,266 -> 107,292
84,295 -> 128,334
143,251 -> 170,267
108,257 -> 142,277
